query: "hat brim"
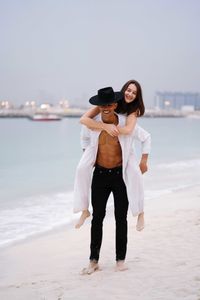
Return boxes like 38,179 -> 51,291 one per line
89,91 -> 123,105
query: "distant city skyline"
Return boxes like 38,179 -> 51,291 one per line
0,0 -> 200,108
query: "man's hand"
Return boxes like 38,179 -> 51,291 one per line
139,160 -> 148,174
139,154 -> 149,174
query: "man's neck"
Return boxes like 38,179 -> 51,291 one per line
101,113 -> 118,125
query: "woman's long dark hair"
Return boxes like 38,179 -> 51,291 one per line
115,80 -> 145,117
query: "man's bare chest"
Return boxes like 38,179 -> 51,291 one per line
98,131 -> 120,146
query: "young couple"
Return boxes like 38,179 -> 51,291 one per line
73,80 -> 151,274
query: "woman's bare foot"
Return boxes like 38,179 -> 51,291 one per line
75,210 -> 90,229
136,212 -> 145,231
80,260 -> 99,275
115,260 -> 128,271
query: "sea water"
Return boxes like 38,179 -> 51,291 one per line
0,117 -> 200,247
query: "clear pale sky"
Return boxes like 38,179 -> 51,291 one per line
0,0 -> 199,107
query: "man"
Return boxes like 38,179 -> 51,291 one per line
75,87 -> 150,274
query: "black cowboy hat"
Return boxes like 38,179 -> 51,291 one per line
89,87 -> 123,106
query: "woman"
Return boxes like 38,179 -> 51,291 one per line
74,80 -> 150,231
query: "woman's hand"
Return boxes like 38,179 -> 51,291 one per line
102,123 -> 119,137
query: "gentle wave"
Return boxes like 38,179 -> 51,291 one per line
145,182 -> 198,201
156,158 -> 200,170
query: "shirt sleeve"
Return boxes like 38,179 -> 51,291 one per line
80,125 -> 91,150
134,125 -> 151,154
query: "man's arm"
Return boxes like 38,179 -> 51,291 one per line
139,153 -> 149,174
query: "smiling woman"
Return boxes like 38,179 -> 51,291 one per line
115,79 -> 145,117
124,83 -> 137,103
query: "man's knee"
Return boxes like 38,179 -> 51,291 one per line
92,210 -> 106,224
115,212 -> 128,224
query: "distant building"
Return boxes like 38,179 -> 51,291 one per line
0,100 -> 14,109
59,99 -> 69,109
155,92 -> 200,110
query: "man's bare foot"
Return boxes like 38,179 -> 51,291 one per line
115,260 -> 128,271
80,260 -> 99,275
75,210 -> 90,229
136,212 -> 145,231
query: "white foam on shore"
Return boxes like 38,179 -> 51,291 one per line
0,191 -> 77,248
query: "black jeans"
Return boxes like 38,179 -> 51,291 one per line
90,165 -> 129,262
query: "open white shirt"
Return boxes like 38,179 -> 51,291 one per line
73,114 -> 151,216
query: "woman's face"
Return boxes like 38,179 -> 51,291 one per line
124,83 -> 137,103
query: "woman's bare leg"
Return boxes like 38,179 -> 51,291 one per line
75,210 -> 90,229
136,212 -> 145,231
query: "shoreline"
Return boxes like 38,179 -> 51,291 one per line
0,184 -> 200,299
1,110 -> 200,119
0,181 -> 199,252
0,182 -> 199,252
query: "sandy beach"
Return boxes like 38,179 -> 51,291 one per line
0,184 -> 200,300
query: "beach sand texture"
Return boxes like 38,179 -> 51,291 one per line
0,185 -> 200,300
